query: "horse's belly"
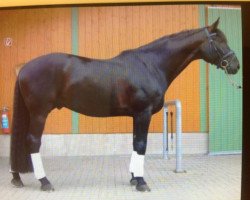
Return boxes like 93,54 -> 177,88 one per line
75,109 -> 111,117
66,95 -> 111,117
62,84 -> 126,117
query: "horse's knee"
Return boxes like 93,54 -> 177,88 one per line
134,140 -> 147,155
27,134 -> 41,153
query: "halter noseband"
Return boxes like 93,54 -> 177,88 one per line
205,28 -> 235,70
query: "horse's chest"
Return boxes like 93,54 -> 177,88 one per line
150,93 -> 164,113
128,87 -> 164,114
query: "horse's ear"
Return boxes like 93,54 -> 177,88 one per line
207,17 -> 220,32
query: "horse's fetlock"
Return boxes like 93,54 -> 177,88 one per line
134,140 -> 147,154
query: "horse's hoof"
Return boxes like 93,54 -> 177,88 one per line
136,184 -> 151,192
130,178 -> 138,186
11,178 -> 24,188
41,183 -> 55,192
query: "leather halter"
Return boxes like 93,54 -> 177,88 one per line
205,28 -> 241,89
205,28 -> 235,70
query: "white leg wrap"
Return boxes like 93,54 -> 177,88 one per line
31,153 -> 46,180
129,151 -> 145,177
129,151 -> 137,173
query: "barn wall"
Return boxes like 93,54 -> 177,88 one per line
0,8 -> 72,133
0,5 -> 201,134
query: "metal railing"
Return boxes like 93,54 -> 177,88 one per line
163,100 -> 185,173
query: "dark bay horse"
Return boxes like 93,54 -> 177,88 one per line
10,19 -> 239,192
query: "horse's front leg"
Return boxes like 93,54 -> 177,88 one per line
129,109 -> 151,192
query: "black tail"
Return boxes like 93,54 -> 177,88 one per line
10,80 -> 33,173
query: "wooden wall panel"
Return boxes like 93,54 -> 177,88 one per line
0,8 -> 72,134
78,5 -> 200,133
165,5 -> 201,133
0,10 -> 17,131
0,5 -> 201,134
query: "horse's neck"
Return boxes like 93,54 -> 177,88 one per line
153,29 -> 206,86
163,30 -> 205,84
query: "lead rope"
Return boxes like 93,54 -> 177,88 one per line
222,65 -> 242,89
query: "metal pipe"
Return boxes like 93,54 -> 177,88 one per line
163,108 -> 168,159
170,111 -> 174,151
163,100 -> 185,173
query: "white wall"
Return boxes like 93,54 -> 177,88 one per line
0,133 -> 208,157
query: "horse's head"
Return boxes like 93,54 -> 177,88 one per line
200,18 -> 240,75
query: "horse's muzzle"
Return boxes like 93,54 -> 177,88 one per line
226,63 -> 240,75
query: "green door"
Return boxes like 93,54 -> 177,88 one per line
208,7 -> 243,154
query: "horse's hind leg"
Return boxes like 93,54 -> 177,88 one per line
11,172 -> 24,188
27,113 -> 54,191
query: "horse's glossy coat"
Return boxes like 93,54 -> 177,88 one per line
19,52 -> 165,117
10,19 -> 239,191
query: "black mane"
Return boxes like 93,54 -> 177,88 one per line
135,27 -> 203,52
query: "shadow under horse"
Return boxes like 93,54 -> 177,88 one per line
10,18 -> 240,192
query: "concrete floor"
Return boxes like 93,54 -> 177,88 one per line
0,154 -> 241,200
